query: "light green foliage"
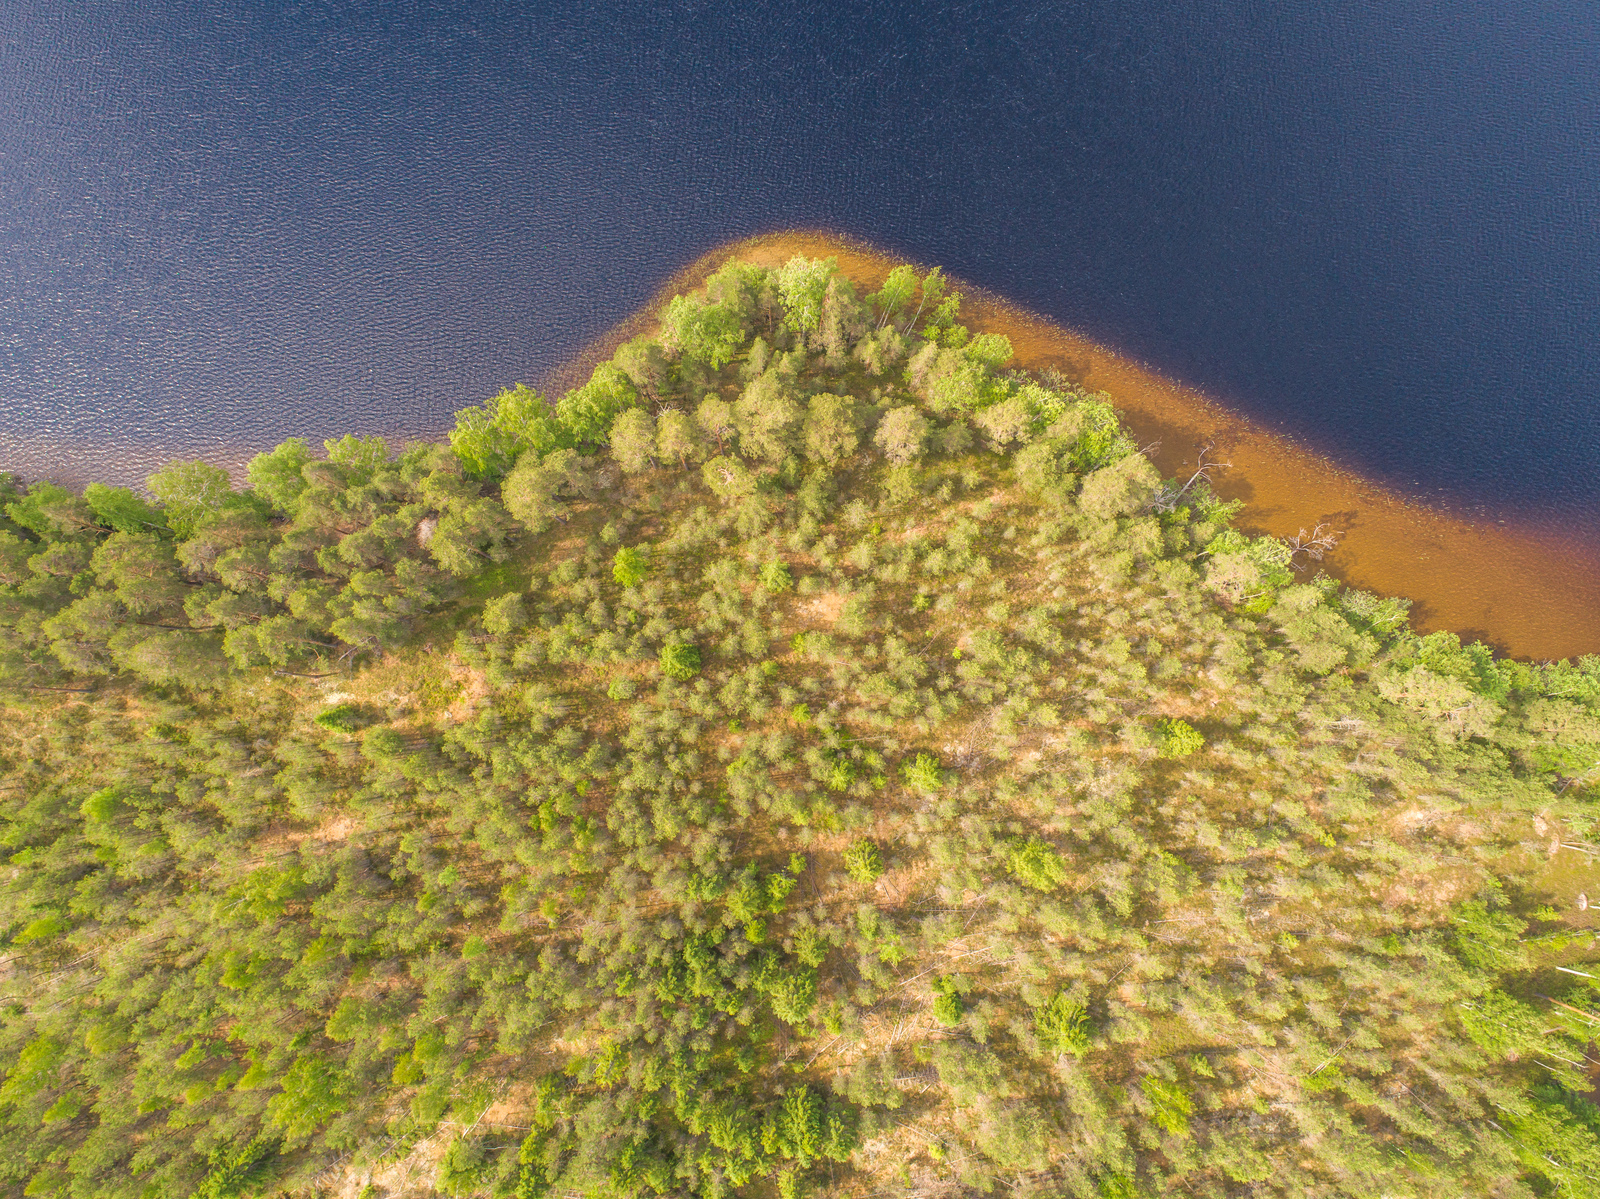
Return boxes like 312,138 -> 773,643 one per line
900,751 -> 942,792
759,561 -> 794,593
656,407 -> 702,467
503,447 -> 587,533
735,370 -> 804,462
82,482 -> 163,534
557,362 -> 638,446
1338,587 -> 1413,639
1139,1075 -> 1194,1137
661,292 -> 748,370
267,1055 -> 352,1141
802,392 -> 860,464
932,977 -> 965,1026
964,332 -> 1013,369
874,405 -> 931,465
1457,991 -> 1549,1060
867,264 -> 918,327
659,640 -> 701,680
449,383 -> 559,480
695,395 -> 739,454
973,394 -> 1033,448
702,454 -> 756,501
482,592 -> 527,637
245,438 -> 315,514
1203,527 -> 1295,606
1077,453 -> 1162,521
1035,993 -> 1090,1055
1006,837 -> 1068,891
612,334 -> 670,397
190,1134 -> 278,1199
775,255 -> 838,336
842,838 -> 883,883
612,545 -> 649,588
2,252 -> 1596,1199
147,458 -> 233,538
608,406 -> 657,473
1155,716 -> 1204,758
323,434 -> 389,482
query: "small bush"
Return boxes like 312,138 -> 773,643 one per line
1139,1075 -> 1194,1137
932,979 -> 964,1027
607,676 -> 637,701
1007,837 -> 1068,891
1156,717 -> 1204,758
658,642 -> 701,680
901,752 -> 942,793
482,593 -> 527,637
759,561 -> 795,593
313,704 -> 360,734
612,546 -> 649,587
1035,992 -> 1090,1055
843,838 -> 883,883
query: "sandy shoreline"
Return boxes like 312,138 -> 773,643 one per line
5,228 -> 1596,660
547,229 -> 1600,662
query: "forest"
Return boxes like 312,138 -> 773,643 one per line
2,252 -> 1600,1198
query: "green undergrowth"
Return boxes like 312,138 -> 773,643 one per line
2,254 -> 1600,1199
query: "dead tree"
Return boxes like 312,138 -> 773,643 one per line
1148,443 -> 1232,514
1286,523 -> 1342,570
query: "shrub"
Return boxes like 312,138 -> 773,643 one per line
612,546 -> 649,588
659,642 -> 701,680
1006,838 -> 1068,891
1155,717 -> 1204,758
482,593 -> 527,637
313,704 -> 360,734
932,978 -> 964,1027
1139,1076 -> 1193,1137
1035,992 -> 1090,1055
901,752 -> 942,793
607,676 -> 637,701
759,561 -> 794,593
843,838 -> 883,883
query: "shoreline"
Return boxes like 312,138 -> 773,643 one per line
5,228 -> 1596,660
545,228 -> 1600,662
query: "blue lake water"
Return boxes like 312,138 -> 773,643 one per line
2,0 -> 1597,529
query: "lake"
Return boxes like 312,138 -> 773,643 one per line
4,0 -> 1598,535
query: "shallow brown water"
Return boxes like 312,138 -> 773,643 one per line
566,229 -> 1600,662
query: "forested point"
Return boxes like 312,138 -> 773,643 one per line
3,254 -> 1600,1199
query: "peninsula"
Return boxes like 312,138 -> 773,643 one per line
2,252 -> 1598,1198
